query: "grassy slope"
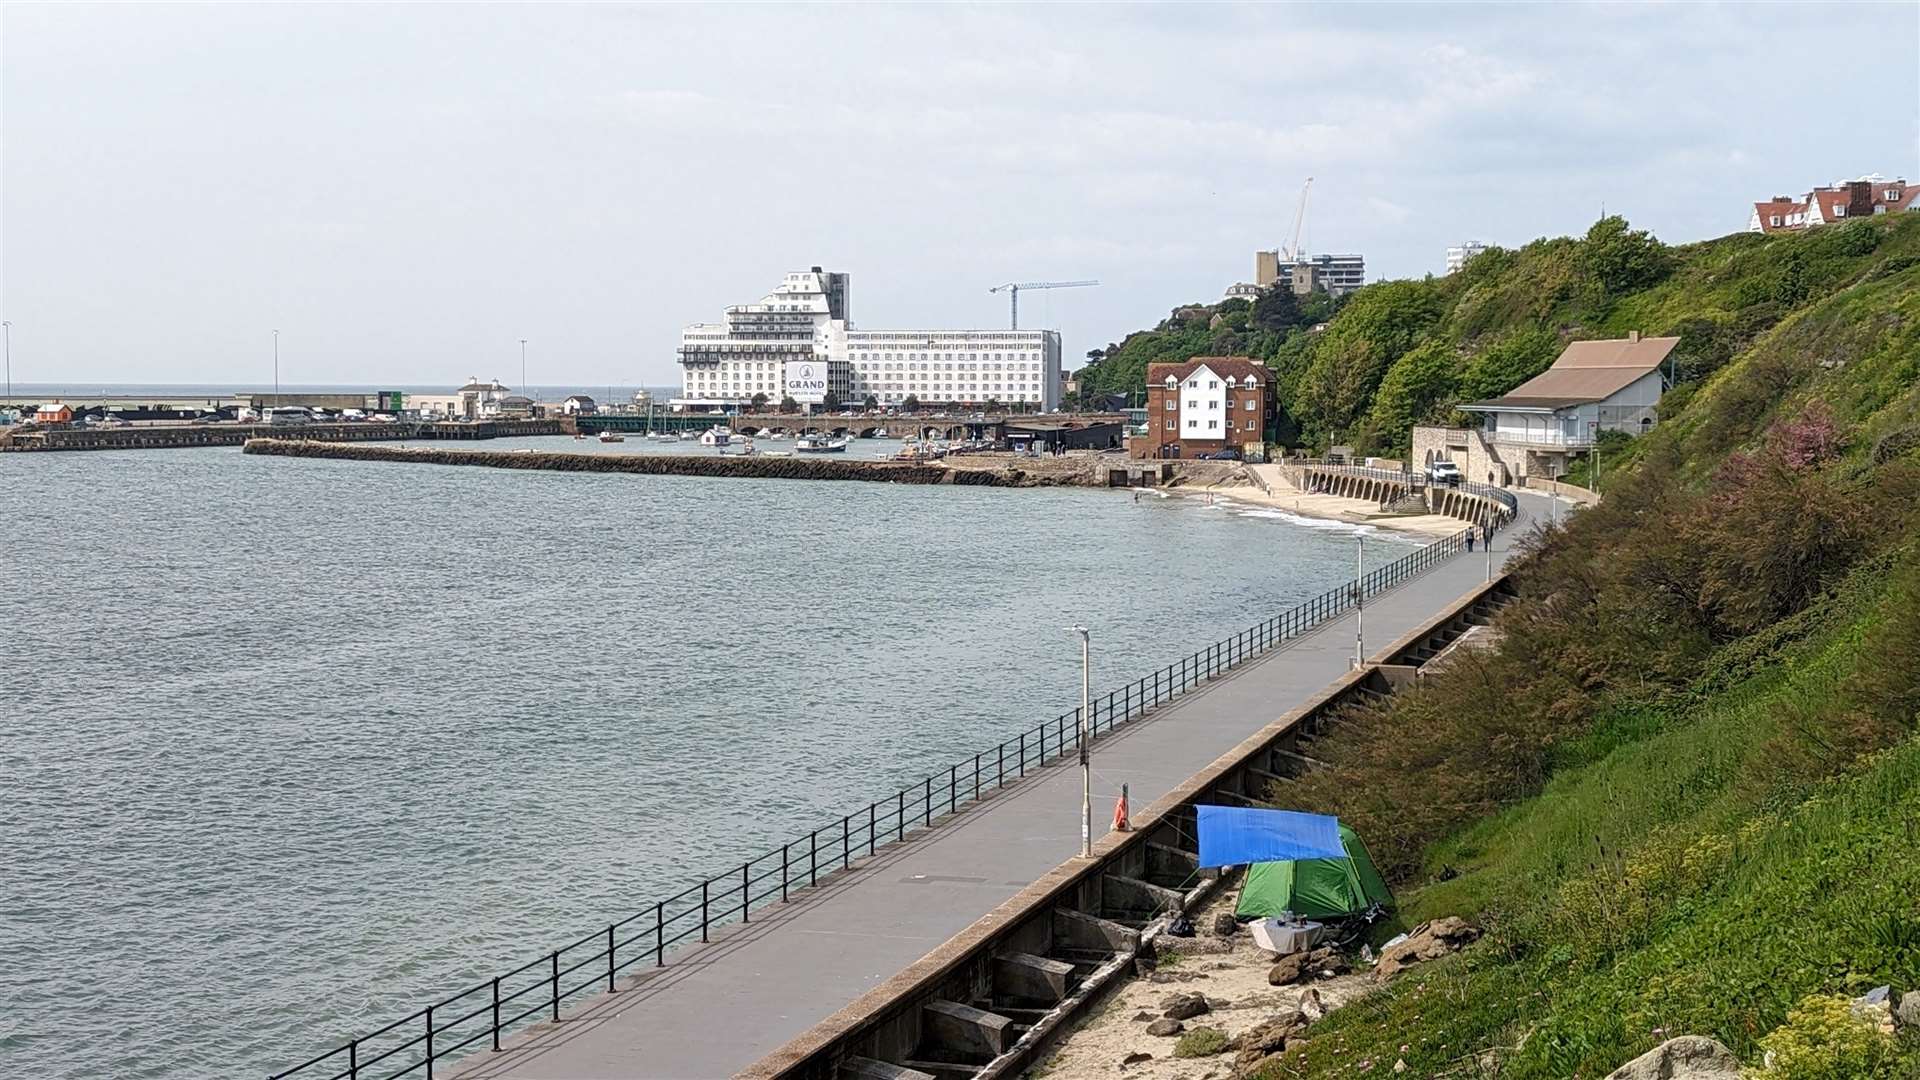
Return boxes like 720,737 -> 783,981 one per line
1075,214 -> 1920,459
1243,238 -> 1920,1077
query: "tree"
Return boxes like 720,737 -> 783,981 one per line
779,395 -> 798,413
1250,287 -> 1304,334
985,397 -> 1001,412
1294,280 -> 1445,444
821,391 -> 842,410
903,394 -> 920,411
1086,349 -> 1106,364
750,392 -> 769,410
1457,326 -> 1559,403
1583,215 -> 1673,295
862,393 -> 878,409
1368,340 -> 1460,451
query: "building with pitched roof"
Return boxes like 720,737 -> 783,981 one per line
1750,176 -> 1919,234
1442,331 -> 1676,481
1137,356 -> 1272,460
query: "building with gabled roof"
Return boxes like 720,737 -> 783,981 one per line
1137,356 -> 1272,460
1749,175 -> 1919,233
1449,331 -> 1676,480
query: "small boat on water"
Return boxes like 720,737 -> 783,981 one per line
647,432 -> 678,441
872,427 -> 890,438
598,430 -> 626,443
795,435 -> 848,453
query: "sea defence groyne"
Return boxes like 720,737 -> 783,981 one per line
240,439 -> 1091,486
2,419 -> 563,452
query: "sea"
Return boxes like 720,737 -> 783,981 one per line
0,437 -> 1416,1079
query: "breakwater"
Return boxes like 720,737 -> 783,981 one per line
2,419 -> 563,452
240,439 -> 1084,486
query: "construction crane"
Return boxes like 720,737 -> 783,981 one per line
988,280 -> 1099,330
1283,177 -> 1314,261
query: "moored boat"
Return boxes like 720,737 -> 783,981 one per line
795,435 -> 848,453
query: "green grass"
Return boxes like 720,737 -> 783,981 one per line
1251,574 -> 1920,1079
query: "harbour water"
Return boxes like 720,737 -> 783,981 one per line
0,442 -> 1417,1079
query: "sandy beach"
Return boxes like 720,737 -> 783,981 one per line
1168,463 -> 1468,539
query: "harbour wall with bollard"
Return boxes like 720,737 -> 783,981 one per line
742,573 -> 1516,1080
239,440 -> 1099,486
1,419 -> 565,452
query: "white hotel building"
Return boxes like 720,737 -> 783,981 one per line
674,268 -> 1062,412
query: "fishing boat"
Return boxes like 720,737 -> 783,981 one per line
796,435 -> 848,453
598,430 -> 626,443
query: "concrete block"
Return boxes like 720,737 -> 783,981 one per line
1054,907 -> 1141,954
993,951 -> 1075,1006
1102,873 -> 1184,916
841,1057 -> 937,1080
921,999 -> 1015,1059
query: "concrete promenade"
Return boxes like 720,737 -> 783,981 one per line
453,492 -> 1553,1080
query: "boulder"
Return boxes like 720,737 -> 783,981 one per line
1212,913 -> 1239,938
1162,992 -> 1211,1020
1897,990 -> 1920,1031
1232,1013 -> 1307,1071
1374,917 -> 1481,981
1123,1051 -> 1153,1065
1266,952 -> 1310,986
1133,1011 -> 1157,1022
1600,1036 -> 1740,1080
1268,946 -> 1347,985
1147,1018 -> 1186,1037
1298,987 -> 1326,1022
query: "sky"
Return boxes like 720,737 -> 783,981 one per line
3,2 -> 1917,389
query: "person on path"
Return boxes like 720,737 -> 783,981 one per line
1466,531 -> 1475,553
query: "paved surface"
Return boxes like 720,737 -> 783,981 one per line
453,493 -> 1553,1080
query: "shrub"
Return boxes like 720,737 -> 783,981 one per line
1173,1026 -> 1231,1058
1748,994 -> 1899,1080
1585,215 -> 1674,295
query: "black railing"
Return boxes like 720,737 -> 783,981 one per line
269,527 -> 1471,1080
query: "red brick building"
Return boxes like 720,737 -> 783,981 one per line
1137,356 -> 1272,459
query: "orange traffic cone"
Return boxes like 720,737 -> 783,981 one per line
1112,784 -> 1131,832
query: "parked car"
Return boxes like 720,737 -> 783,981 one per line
372,413 -> 397,423
1426,460 -> 1464,486
1202,448 -> 1241,461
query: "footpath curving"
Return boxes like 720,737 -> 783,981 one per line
416,490 -> 1555,1080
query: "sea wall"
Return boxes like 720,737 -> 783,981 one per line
240,439 -> 1079,486
4,419 -> 563,452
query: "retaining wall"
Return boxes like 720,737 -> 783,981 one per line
4,419 -> 562,452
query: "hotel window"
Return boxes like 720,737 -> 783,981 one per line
1187,419 -> 1198,429
1187,380 -> 1198,388
1187,399 -> 1198,409
1208,400 -> 1219,409
1209,420 -> 1219,430
1208,381 -> 1218,389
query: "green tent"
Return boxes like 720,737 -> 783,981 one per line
1235,823 -> 1394,920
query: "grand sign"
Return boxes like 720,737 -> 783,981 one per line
783,360 -> 828,405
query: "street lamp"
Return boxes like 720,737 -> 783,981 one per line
1070,625 -> 1092,857
1352,533 -> 1366,669
272,329 -> 280,406
3,321 -> 11,402
520,338 -> 528,398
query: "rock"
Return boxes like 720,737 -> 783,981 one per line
1600,1036 -> 1741,1080
1235,1052 -> 1287,1078
1374,917 -> 1481,981
1163,992 -> 1211,1020
1850,988 -> 1896,1035
1897,990 -> 1920,1031
1305,945 -> 1350,977
1212,913 -> 1239,937
1133,1011 -> 1158,1022
1230,1006 -> 1316,1075
1266,953 -> 1310,986
1147,1018 -> 1186,1037
1123,1051 -> 1153,1065
1298,987 -> 1326,1022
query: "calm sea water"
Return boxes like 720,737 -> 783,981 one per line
0,441 -> 1414,1079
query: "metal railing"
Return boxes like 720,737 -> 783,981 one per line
1292,462 -> 1518,522
269,528 -> 1470,1080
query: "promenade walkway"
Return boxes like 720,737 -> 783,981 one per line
454,492 -> 1553,1080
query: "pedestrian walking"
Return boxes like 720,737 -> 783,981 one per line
1466,532 -> 1475,553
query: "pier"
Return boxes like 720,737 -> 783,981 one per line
2,418 -> 562,452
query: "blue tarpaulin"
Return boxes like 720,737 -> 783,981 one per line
1195,805 -> 1346,869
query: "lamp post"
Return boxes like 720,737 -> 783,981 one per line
3,320 -> 11,402
272,329 -> 280,407
520,338 -> 528,398
1353,533 -> 1365,669
1071,625 -> 1092,858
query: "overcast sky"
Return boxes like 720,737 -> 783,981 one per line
3,2 -> 1916,389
